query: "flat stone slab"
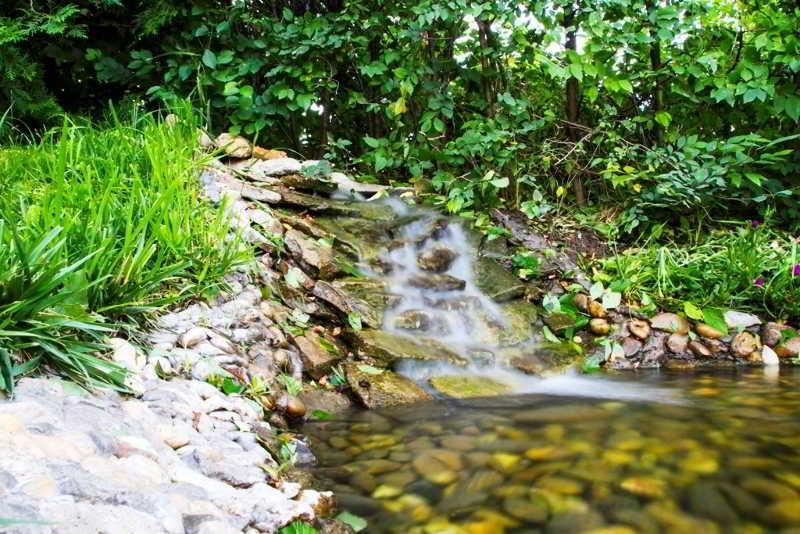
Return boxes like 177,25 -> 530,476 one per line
429,375 -> 512,399
354,329 -> 467,367
474,256 -> 526,302
345,363 -> 432,408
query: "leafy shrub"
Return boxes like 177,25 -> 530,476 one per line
0,104 -> 246,392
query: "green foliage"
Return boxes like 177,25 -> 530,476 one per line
2,0 -> 800,227
598,221 -> 800,320
0,105 -> 246,391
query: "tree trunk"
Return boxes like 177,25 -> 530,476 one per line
646,0 -> 664,145
564,2 -> 585,206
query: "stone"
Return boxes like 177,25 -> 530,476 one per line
198,130 -> 214,149
329,172 -> 388,195
666,334 -> 689,354
473,257 -> 526,302
298,389 -> 352,415
621,337 -> 642,357
291,331 -> 344,377
620,477 -> 665,499
764,500 -> 800,527
417,245 -> 458,272
628,319 -> 650,340
588,301 -> 607,318
695,323 -> 724,339
178,327 -> 209,348
428,375 -> 512,398
731,331 -> 758,357
215,133 -> 252,158
252,147 -> 287,160
284,229 -> 338,280
762,345 -> 780,366
312,279 -> 386,329
276,394 -> 307,419
247,157 -> 302,178
650,313 -> 690,335
589,318 -> 611,336
543,312 -> 577,332
762,322 -> 789,347
724,310 -> 761,330
279,173 -> 337,193
108,338 -> 145,372
392,309 -> 447,334
574,294 -> 590,312
688,340 -> 712,358
687,482 -> 738,524
345,363 -> 432,409
776,336 -> 800,358
407,273 -> 466,291
354,329 -> 467,366
503,494 -> 548,523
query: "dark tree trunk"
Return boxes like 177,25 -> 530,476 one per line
564,2 -> 585,206
646,0 -> 664,145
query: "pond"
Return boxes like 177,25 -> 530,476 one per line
304,368 -> 800,533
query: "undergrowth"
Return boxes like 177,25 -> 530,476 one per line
597,220 -> 800,321
0,103 -> 246,393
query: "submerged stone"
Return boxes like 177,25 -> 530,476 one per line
407,273 -> 466,291
392,309 -> 448,334
354,329 -> 467,366
428,375 -> 512,399
417,245 -> 458,272
345,363 -> 432,409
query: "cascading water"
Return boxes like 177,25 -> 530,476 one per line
365,199 -> 674,402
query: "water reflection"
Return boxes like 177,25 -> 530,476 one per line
305,369 -> 800,533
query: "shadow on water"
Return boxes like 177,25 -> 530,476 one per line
304,368 -> 800,533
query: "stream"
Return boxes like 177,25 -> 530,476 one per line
304,201 -> 800,533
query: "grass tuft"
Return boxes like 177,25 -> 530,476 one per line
0,103 -> 248,392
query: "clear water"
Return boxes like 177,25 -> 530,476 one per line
305,369 -> 800,533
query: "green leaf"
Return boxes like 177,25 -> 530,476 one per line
542,325 -> 560,343
278,522 -> 317,534
490,177 -> 510,188
683,302 -> 704,321
311,409 -> 333,420
356,364 -> 384,375
602,291 -> 621,310
337,511 -> 368,532
0,349 -> 13,394
589,282 -> 604,300
222,377 -> 244,395
202,49 -> 217,69
348,312 -> 362,331
285,267 -> 303,289
702,308 -> 728,336
654,111 -> 672,128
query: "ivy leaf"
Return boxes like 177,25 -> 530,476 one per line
683,301 -> 704,321
278,522 -> 317,534
202,49 -> 217,69
542,325 -> 560,343
490,177 -> 510,188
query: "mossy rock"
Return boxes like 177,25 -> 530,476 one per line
473,256 -> 526,302
474,300 -> 539,347
345,363 -> 432,408
354,329 -> 467,367
429,375 -> 512,399
312,278 -> 392,328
